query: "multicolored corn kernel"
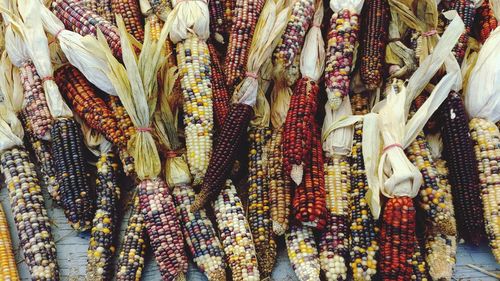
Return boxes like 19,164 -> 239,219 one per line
176,36 -> 214,183
424,232 -> 456,281
449,0 -> 476,64
438,91 -> 485,245
1,148 -> 59,280
111,0 -> 144,42
83,0 -> 114,23
138,178 -> 187,280
469,117 -> 500,262
208,41 -> 230,130
267,127 -> 292,236
116,196 -> 146,281
359,0 -> 390,89
475,0 -> 498,43
286,224 -> 320,281
0,204 -> 20,281
406,131 -> 456,235
349,122 -> 378,281
325,8 -> 360,110
213,180 -> 260,281
51,118 -> 95,231
409,245 -> 431,281
87,152 -> 121,280
172,184 -> 226,281
192,103 -> 253,211
209,0 -> 227,43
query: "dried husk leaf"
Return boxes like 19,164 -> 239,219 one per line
270,80 -> 291,128
299,3 -> 324,81
0,52 -> 23,152
166,0 -> 210,43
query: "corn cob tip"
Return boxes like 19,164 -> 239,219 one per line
207,269 -> 226,281
176,272 -> 186,281
191,193 -> 208,212
327,93 -> 343,111
438,220 -> 458,237
273,221 -> 286,236
291,164 -> 303,185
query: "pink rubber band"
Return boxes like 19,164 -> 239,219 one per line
245,72 -> 258,79
313,23 -> 321,28
422,29 -> 437,37
136,127 -> 153,132
55,29 -> 64,40
383,143 -> 403,153
42,76 -> 54,83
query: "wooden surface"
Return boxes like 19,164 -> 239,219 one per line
1,186 -> 499,281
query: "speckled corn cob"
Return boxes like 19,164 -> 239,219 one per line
209,0 -> 227,43
213,180 -> 260,281
247,126 -> 276,277
116,196 -> 146,281
0,204 -> 19,281
319,155 -> 350,281
52,0 -> 122,58
111,0 -> 144,42
476,0 -> 497,44
87,152 -> 121,280
51,118 -> 95,231
359,0 -> 389,89
138,178 -> 187,280
349,122 -> 378,281
325,8 -> 360,110
286,224 -> 320,281
176,36 -> 214,183
19,60 -> 53,140
172,184 -> 226,281
1,148 -> 59,280
267,127 -> 292,236
409,244 -> 430,281
83,0 -> 114,23
469,118 -> 500,262
450,0 -> 475,64
224,0 -> 266,91
224,0 -> 235,36
20,113 -> 59,203
424,232 -> 456,281
406,132 -> 456,235
439,92 -> 484,245
208,41 -> 230,130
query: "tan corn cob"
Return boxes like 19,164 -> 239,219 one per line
286,224 -> 321,281
0,204 -> 20,281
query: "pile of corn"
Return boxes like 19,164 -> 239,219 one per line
0,0 -> 499,280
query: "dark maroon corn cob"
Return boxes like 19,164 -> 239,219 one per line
476,0 -> 498,43
208,41 -> 231,130
450,0 -> 476,64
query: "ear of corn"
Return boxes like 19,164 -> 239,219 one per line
247,126 -> 276,277
208,41 -> 230,130
349,122 -> 378,281
209,0 -> 227,44
405,131 -> 456,235
138,178 -> 187,280
172,184 -> 227,281
469,117 -> 500,262
213,179 -> 260,281
319,155 -> 350,281
51,0 -> 122,58
439,92 -> 485,245
83,0 -> 114,23
51,118 -> 95,231
409,244 -> 431,281
0,204 -> 19,281
116,195 -> 146,281
325,8 -> 360,110
350,92 -> 370,115
1,148 -> 59,280
176,35 -> 214,184
449,0 -> 476,64
87,152 -> 121,280
286,224 -> 320,281
267,127 -> 292,236
111,0 -> 144,42
19,60 -> 53,140
476,0 -> 498,44
193,103 -> 253,211
359,0 -> 390,90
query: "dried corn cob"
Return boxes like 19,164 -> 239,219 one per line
176,35 -> 214,184
267,127 -> 292,235
51,118 -> 95,231
19,60 -> 53,140
224,0 -> 266,91
379,197 -> 418,281
292,127 -> 327,230
172,184 -> 226,280
476,0 -> 498,43
1,148 -> 59,280
350,92 -> 370,115
138,178 -> 187,280
111,0 -> 144,42
286,224 -> 320,281
146,13 -> 163,41
87,152 -> 121,280
424,232 -> 456,281
224,0 -> 235,35
247,126 -> 276,277
83,0 -> 114,23
213,180 -> 260,281
209,0 -> 227,43
51,0 -> 122,58
319,155 -> 350,281
469,118 -> 500,262
359,0 -> 389,89
349,122 -> 378,281
409,244 -> 430,281
405,131 -> 456,235
450,0 -> 475,64
325,6 -> 361,110
0,204 -> 19,281
55,65 -> 127,148
438,92 -> 484,245
192,103 -> 253,211
115,195 -> 146,281
20,113 -> 59,203
208,41 -> 230,129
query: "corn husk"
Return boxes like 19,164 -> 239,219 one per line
166,0 -> 210,43
386,7 -> 417,78
330,0 -> 363,13
322,96 -> 354,157
232,0 -> 290,106
460,37 -> 479,92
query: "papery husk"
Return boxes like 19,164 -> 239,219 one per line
0,51 -> 22,114
232,0 -> 290,106
299,3 -> 324,82
75,115 -> 110,157
322,95 -> 354,157
166,0 -> 210,43
386,7 -> 417,78
250,86 -> 271,127
270,79 -> 291,129
460,37 -> 479,93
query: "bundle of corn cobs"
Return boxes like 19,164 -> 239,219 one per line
0,0 -> 499,280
